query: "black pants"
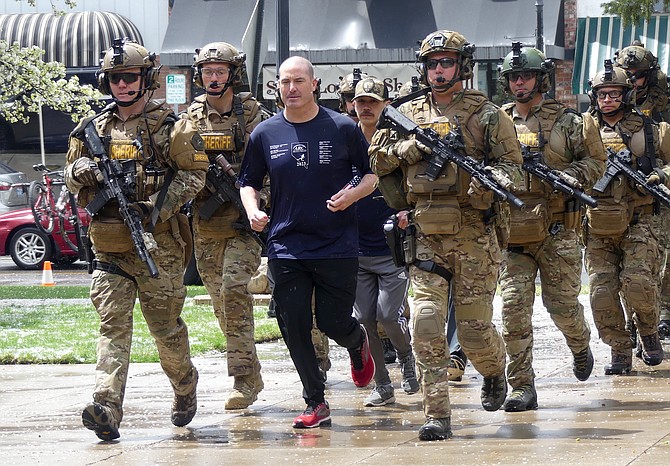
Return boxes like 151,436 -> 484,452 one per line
269,258 -> 362,405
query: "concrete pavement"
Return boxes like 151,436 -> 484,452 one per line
2,295 -> 670,465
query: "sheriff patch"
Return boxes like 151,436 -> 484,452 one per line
109,140 -> 141,160
420,121 -> 452,137
201,133 -> 234,152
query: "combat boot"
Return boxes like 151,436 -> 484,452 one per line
172,387 -> 197,427
604,348 -> 632,375
418,417 -> 452,441
82,402 -> 120,441
640,332 -> 664,366
481,374 -> 507,412
225,373 -> 264,410
572,346 -> 594,381
503,384 -> 538,412
399,353 -> 420,394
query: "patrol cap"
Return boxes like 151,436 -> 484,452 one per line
353,77 -> 388,102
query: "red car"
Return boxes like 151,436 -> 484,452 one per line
0,207 -> 90,269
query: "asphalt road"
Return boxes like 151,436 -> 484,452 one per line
0,256 -> 91,286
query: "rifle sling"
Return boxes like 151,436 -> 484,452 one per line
148,168 -> 174,233
93,260 -> 136,283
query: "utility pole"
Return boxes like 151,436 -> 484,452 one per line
276,0 -> 289,71
536,0 -> 544,52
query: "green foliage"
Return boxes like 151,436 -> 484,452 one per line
602,0 -> 670,26
0,40 -> 103,124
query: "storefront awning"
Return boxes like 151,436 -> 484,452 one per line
572,15 -> 670,95
0,11 -> 143,68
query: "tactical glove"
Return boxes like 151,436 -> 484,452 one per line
72,158 -> 103,187
561,167 -> 583,189
468,176 -> 494,210
646,168 -> 666,186
393,139 -> 431,165
129,201 -> 154,220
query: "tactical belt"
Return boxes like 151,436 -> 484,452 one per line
93,260 -> 137,283
414,259 -> 453,282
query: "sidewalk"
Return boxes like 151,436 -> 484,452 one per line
2,295 -> 670,465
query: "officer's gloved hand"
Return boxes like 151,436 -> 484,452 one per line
72,158 -> 103,187
561,167 -> 583,189
468,176 -> 494,210
393,139 -> 431,165
646,169 -> 666,186
129,201 -> 154,220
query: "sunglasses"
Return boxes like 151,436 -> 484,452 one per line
109,72 -> 142,85
201,68 -> 230,77
426,57 -> 457,70
596,90 -> 623,100
626,70 -> 647,80
508,71 -> 536,82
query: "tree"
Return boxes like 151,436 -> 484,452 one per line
602,0 -> 670,26
0,0 -> 102,124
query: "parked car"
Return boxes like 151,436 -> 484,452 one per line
0,162 -> 28,214
0,207 -> 89,269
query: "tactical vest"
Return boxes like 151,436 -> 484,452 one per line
186,92 -> 258,236
587,113 -> 658,236
502,100 -> 582,243
400,90 -> 511,236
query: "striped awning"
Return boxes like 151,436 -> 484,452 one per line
572,15 -> 670,95
0,11 -> 143,68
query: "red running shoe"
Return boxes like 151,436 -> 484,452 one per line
292,401 -> 331,428
349,324 -> 375,387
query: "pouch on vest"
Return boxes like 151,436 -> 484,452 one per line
406,160 -> 458,195
377,167 -> 411,210
414,197 -> 462,235
89,220 -> 134,253
175,213 -> 193,269
508,199 -> 550,245
586,201 -> 632,237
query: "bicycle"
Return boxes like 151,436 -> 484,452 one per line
28,163 -> 83,254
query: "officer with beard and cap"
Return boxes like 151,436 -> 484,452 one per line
497,43 -> 605,412
584,61 -> 670,375
183,42 -> 265,410
369,30 -> 523,441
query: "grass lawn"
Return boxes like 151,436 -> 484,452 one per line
0,286 -> 281,364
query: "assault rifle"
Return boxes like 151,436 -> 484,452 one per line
78,122 -> 160,278
199,154 -> 267,249
520,144 -> 598,208
378,105 -> 525,210
593,147 -> 670,208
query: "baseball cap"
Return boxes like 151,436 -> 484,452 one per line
353,77 -> 388,102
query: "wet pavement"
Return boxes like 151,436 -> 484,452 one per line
2,295 -> 670,465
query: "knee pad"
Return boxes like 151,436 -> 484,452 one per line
622,277 -> 653,308
591,285 -> 617,313
458,320 -> 488,350
413,303 -> 442,339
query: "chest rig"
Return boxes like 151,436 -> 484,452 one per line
403,91 -> 488,203
90,103 -> 176,218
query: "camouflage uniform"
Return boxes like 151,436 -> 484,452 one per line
370,89 -> 522,420
614,43 -> 670,338
65,99 -> 207,433
184,91 -> 265,407
585,95 -> 670,370
500,99 -> 605,393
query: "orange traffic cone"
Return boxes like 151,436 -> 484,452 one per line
41,260 -> 55,286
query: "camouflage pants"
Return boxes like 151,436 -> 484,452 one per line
194,231 -> 262,377
500,228 -> 590,389
585,215 -> 663,351
661,252 -> 670,321
90,230 -> 197,421
411,217 -> 506,419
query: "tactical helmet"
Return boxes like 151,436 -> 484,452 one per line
193,42 -> 246,88
337,69 -> 368,112
97,38 -> 159,98
614,44 -> 658,72
588,60 -> 636,111
417,30 -> 475,83
498,43 -> 554,94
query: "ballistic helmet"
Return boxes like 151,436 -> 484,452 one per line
614,43 -> 658,72
337,69 -> 368,112
193,42 -> 246,88
97,38 -> 159,101
417,30 -> 475,83
499,43 -> 554,94
588,59 -> 636,112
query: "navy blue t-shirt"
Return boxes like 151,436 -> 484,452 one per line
357,187 -> 396,257
239,106 -> 372,260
